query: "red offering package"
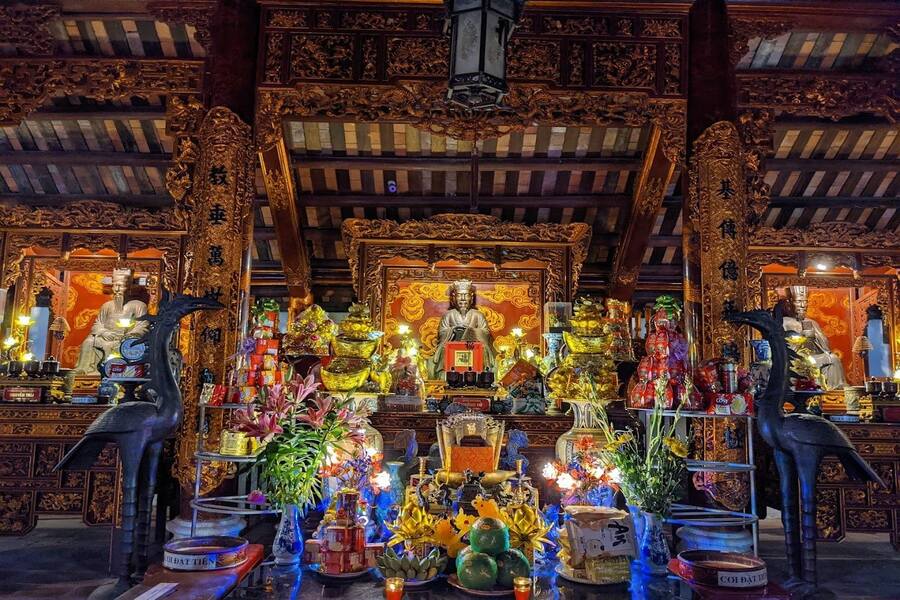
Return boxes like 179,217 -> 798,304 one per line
210,384 -> 227,406
696,360 -> 722,394
629,380 -> 652,408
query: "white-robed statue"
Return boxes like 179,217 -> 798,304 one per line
71,269 -> 149,376
428,279 -> 495,379
783,285 -> 847,390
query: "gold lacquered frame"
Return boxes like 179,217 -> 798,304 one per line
341,213 -> 591,328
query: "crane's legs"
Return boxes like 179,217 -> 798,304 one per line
136,441 -> 163,578
775,449 -> 802,581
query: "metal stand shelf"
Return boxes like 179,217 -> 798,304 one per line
629,408 -> 758,555
190,401 -> 271,536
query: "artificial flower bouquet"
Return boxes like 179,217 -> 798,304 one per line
542,436 -> 619,507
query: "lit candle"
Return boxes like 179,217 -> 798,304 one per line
16,315 -> 31,327
117,317 -> 134,329
513,576 -> 532,600
398,324 -> 411,336
2,336 -> 17,349
385,576 -> 404,600
511,327 -> 524,338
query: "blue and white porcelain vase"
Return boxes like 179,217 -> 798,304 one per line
636,511 -> 670,575
385,461 -> 405,507
273,503 -> 303,566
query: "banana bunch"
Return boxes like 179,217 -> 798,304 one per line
501,502 -> 554,555
376,547 -> 447,581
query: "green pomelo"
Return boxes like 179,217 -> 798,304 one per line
456,551 -> 498,591
455,545 -> 475,572
495,548 -> 531,588
469,517 -> 510,555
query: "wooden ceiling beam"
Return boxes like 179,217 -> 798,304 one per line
24,106 -> 167,120
0,150 -> 170,167
766,158 -> 899,173
259,138 -> 312,307
608,124 -> 677,300
290,154 -> 642,172
767,196 -> 900,210
293,194 -> 631,209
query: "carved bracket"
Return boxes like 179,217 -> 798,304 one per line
147,1 -> 214,51
0,4 -> 60,57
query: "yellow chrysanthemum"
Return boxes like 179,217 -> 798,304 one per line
664,437 -> 689,458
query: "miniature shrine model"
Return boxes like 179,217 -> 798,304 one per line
0,0 -> 897,599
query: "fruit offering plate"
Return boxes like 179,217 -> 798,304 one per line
378,572 -> 443,590
310,566 -> 370,581
448,574 -> 514,597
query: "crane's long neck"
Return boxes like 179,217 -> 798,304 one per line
148,323 -> 181,424
758,326 -> 788,434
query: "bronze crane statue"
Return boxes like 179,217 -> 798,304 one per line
726,307 -> 884,597
55,294 -> 222,599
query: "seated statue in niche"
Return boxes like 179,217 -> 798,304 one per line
71,269 -> 149,376
428,280 -> 495,379
782,285 -> 847,390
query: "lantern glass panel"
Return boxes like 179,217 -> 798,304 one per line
455,11 -> 483,75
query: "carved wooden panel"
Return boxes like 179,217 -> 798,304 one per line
259,4 -> 687,97
0,405 -> 119,535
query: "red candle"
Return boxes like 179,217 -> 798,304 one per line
513,576 -> 531,600
385,577 -> 404,600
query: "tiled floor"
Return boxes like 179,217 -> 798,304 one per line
1,514 -> 898,599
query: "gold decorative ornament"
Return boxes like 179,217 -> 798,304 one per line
0,4 -> 59,57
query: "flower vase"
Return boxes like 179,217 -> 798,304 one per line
273,503 -> 303,566
555,400 -> 605,463
636,511 -> 670,575
385,460 -> 404,506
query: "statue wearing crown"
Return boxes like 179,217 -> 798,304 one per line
71,269 -> 149,376
782,285 -> 847,390
428,280 -> 495,379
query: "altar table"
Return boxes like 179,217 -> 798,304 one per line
0,404 -> 118,535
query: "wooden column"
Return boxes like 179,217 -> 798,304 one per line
684,0 -> 737,364
173,0 -> 259,495
609,125 -> 676,300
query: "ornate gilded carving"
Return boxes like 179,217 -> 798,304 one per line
815,487 -> 842,541
738,73 -> 898,123
127,236 -> 182,293
342,214 -> 590,322
568,42 -> 585,86
746,252 -> 796,308
0,200 -> 183,232
542,16 -> 606,36
176,107 -> 255,494
753,222 -> 898,250
508,39 -> 561,83
737,110 -> 774,222
0,59 -> 203,125
165,95 -> 205,206
729,18 -> 795,66
361,37 -> 378,80
289,34 -> 353,80
641,18 -> 681,38
616,18 -> 634,36
387,37 -> 448,78
592,43 -> 656,89
263,33 -> 285,84
690,121 -> 749,357
341,11 -> 408,30
0,4 -> 59,56
663,44 -> 681,95
256,83 -> 685,163
268,8 -> 308,28
147,1 -> 214,51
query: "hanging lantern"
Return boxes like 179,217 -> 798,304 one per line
445,0 -> 526,110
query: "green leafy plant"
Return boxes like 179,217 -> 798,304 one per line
592,377 -> 688,516
235,377 -> 366,509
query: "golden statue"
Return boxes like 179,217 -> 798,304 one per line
428,280 -> 495,378
71,269 -> 148,376
782,285 -> 846,390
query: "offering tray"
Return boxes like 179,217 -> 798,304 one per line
669,550 -> 767,589
447,574 -> 514,597
163,535 -> 248,571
